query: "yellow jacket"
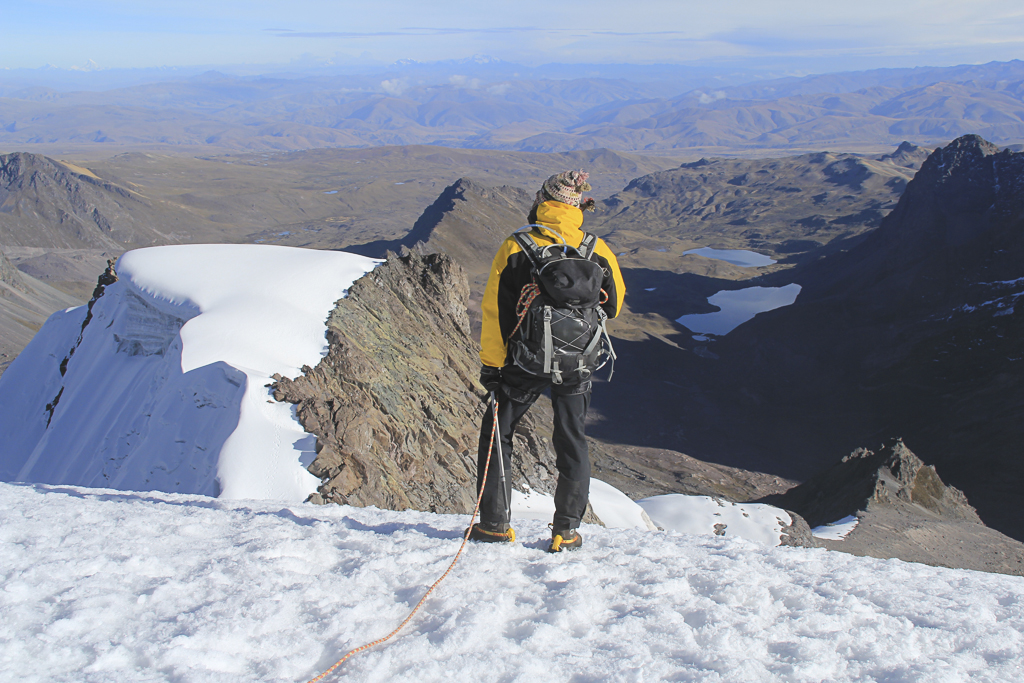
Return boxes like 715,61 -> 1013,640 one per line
480,200 -> 625,368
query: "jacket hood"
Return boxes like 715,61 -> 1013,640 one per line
534,201 -> 584,246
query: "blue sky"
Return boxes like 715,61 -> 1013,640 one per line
3,0 -> 1024,73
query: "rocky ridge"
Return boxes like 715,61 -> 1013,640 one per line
399,177 -> 534,332
402,177 -> 534,277
271,250 -> 594,520
770,440 -> 1024,576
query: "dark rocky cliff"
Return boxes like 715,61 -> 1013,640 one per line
272,250 -> 588,518
705,135 -> 1024,540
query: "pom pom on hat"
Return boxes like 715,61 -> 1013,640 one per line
536,169 -> 596,211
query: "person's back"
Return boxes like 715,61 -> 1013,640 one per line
471,170 -> 625,552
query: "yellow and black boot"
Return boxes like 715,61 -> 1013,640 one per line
548,528 -> 583,553
466,522 -> 516,543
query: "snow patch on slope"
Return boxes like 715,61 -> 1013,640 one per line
812,515 -> 860,540
639,494 -> 793,546
512,479 -> 657,532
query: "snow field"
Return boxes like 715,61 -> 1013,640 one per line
3,482 -> 1023,683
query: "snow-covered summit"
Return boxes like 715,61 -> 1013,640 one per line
0,244 -> 379,501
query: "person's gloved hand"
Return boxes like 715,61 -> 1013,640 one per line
480,365 -> 502,393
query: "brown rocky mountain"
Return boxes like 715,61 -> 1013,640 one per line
768,439 -> 1024,576
0,152 -> 184,249
401,179 -> 534,273
587,142 -> 929,265
0,247 -> 81,376
697,135 -> 1024,540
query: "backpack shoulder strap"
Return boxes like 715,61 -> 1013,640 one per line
577,232 -> 599,260
512,231 -> 544,272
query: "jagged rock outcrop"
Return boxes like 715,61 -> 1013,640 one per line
273,250 -> 593,519
776,514 -> 817,548
402,178 -> 534,276
769,439 -> 1024,575
397,177 -> 535,333
0,249 -> 28,293
774,438 -> 979,528
0,152 -> 174,249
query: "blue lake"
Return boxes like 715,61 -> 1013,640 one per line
677,284 -> 802,336
682,247 -> 776,268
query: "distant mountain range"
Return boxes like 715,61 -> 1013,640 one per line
2,60 -> 1023,154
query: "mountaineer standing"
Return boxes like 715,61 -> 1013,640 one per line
468,170 -> 625,552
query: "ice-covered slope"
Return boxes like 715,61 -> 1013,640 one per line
2,481 -> 1022,683
0,245 -> 379,501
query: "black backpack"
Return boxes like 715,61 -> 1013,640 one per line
509,226 -> 617,385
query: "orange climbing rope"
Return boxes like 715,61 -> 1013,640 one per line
511,283 -> 541,339
304,395 -> 503,683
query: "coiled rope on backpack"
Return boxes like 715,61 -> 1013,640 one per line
512,282 -> 541,339
304,395 -> 504,682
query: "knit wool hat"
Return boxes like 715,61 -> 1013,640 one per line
535,169 -> 597,212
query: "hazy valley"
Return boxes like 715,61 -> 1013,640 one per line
3,60 -> 1024,157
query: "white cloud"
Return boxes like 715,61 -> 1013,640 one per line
380,78 -> 406,96
698,90 -> 727,104
449,74 -> 481,89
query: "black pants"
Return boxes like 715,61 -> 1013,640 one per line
476,367 -> 591,531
